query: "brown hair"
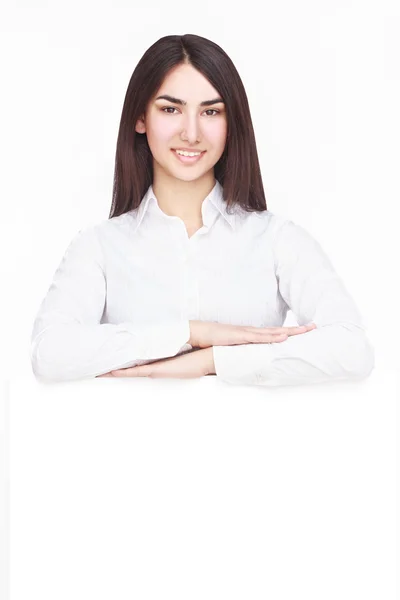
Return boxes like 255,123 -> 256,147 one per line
109,33 -> 268,218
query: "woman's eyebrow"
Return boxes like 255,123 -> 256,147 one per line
155,94 -> 225,107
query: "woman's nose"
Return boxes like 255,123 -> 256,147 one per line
181,117 -> 201,143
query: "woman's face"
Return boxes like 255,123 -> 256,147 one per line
136,63 -> 228,183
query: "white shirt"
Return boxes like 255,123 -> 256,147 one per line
30,180 -> 375,385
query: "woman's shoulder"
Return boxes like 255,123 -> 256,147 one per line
246,209 -> 322,252
62,212 -> 137,262
256,209 -> 315,234
242,208 -> 293,236
82,210 -> 138,241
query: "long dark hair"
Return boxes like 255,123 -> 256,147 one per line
109,33 -> 268,219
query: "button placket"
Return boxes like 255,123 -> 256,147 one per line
184,238 -> 199,320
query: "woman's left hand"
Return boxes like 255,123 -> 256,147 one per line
97,347 -> 216,379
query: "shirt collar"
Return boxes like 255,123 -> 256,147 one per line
132,179 -> 237,234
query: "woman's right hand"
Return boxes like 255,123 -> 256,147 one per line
189,320 -> 317,349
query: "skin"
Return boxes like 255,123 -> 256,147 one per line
134,62 -> 228,231
97,347 -> 215,379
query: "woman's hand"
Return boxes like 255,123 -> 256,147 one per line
189,320 -> 317,349
96,322 -> 317,379
96,347 -> 215,379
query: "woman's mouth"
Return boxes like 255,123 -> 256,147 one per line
171,149 -> 206,164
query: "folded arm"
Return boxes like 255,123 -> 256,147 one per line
30,227 -> 191,382
212,220 -> 375,386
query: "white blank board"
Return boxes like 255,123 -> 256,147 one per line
9,371 -> 396,599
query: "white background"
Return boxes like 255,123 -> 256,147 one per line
1,0 -> 399,598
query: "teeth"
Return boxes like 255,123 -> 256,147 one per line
175,150 -> 202,157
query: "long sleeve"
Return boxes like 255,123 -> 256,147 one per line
30,227 -> 192,382
212,219 -> 375,386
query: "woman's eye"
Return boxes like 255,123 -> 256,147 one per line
162,107 -> 178,114
161,107 -> 219,116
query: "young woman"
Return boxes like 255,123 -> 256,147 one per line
30,33 -> 374,385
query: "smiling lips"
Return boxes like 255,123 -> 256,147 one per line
171,149 -> 206,164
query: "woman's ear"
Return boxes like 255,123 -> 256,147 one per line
135,115 -> 146,134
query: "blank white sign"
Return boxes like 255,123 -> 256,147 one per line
9,372 -> 396,599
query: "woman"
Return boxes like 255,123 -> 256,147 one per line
30,33 -> 374,385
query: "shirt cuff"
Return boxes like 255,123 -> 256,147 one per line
212,344 -> 274,384
117,319 -> 192,358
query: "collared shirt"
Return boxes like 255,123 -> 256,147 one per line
30,179 -> 375,384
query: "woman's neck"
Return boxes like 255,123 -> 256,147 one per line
152,174 -> 216,224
